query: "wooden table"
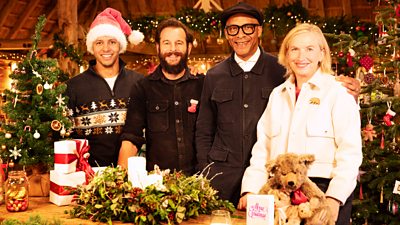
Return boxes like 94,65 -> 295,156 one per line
0,197 -> 246,225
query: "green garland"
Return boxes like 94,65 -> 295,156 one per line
52,33 -> 84,66
68,166 -> 235,225
1,215 -> 63,225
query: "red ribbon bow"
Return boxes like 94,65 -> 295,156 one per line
74,140 -> 94,183
290,189 -> 308,205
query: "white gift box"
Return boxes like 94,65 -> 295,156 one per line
53,140 -> 78,174
128,156 -> 147,189
49,170 -> 85,206
246,194 -> 274,225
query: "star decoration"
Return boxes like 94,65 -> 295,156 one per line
56,94 -> 65,107
9,146 -> 22,160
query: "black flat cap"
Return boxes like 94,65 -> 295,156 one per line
220,2 -> 264,28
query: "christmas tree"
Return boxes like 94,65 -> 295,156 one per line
0,15 -> 72,169
327,1 -> 400,224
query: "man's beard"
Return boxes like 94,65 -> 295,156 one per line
159,51 -> 188,74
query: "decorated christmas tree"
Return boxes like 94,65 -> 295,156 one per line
327,1 -> 400,224
0,15 -> 72,169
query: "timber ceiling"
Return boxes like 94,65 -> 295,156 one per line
0,0 -> 376,52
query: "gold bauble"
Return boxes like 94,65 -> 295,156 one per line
216,38 -> 224,45
1,144 -> 6,150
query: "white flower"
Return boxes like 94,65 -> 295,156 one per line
129,30 -> 144,45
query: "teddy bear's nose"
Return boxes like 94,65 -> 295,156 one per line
288,181 -> 295,187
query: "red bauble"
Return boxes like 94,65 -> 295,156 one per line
338,51 -> 344,57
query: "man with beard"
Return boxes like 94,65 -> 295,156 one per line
118,18 -> 204,175
66,8 -> 143,167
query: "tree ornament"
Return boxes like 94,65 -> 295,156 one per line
380,130 -> 385,149
362,123 -> 377,141
36,84 -> 43,95
56,94 -> 65,107
5,133 -> 11,139
287,11 -> 292,16
43,81 -> 52,90
60,126 -> 66,137
338,51 -> 344,57
383,101 -> 396,126
216,38 -> 224,45
33,130 -> 40,139
388,200 -> 399,215
364,72 -> 375,84
50,120 -> 62,131
1,144 -> 6,150
359,55 -> 374,71
9,146 -> 22,160
9,161 -> 14,168
346,52 -> 354,67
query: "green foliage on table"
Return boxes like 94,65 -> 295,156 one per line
1,215 -> 63,225
68,166 -> 235,225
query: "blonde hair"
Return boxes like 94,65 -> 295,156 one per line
278,23 -> 333,77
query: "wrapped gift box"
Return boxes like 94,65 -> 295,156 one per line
54,140 -> 78,174
246,194 -> 274,225
49,170 -> 85,206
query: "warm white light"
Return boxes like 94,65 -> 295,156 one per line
10,62 -> 17,72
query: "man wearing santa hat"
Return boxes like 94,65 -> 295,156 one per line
66,8 -> 144,167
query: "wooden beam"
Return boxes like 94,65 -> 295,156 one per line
8,0 -> 41,39
315,0 -> 325,17
0,1 -> 17,31
342,0 -> 352,17
0,38 -> 53,50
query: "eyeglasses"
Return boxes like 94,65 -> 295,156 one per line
225,24 -> 260,36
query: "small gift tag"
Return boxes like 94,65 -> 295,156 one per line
246,194 -> 274,225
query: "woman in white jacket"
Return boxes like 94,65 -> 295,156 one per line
239,23 -> 362,225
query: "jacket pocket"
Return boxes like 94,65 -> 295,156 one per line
208,146 -> 229,162
261,87 -> 273,99
306,114 -> 335,163
211,89 -> 234,123
147,100 -> 169,132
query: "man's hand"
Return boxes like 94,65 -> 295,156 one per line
117,140 -> 138,169
326,197 -> 340,222
336,75 -> 361,101
237,192 -> 252,211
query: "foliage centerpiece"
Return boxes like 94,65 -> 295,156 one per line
68,166 -> 235,225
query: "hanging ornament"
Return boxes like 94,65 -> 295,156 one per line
60,126 -> 66,137
5,133 -> 12,139
395,74 -> 400,97
32,70 -> 42,79
380,130 -> 385,149
216,38 -> 224,45
9,161 -> 14,168
50,120 -> 62,131
362,114 -> 377,142
20,125 -> 31,143
36,84 -> 43,95
388,200 -> 399,215
364,72 -> 375,84
287,11 -> 292,16
9,146 -> 22,160
1,144 -> 6,150
56,94 -> 65,107
380,186 -> 384,203
338,51 -> 344,57
33,130 -> 40,139
62,110 -> 68,117
43,81 -> 52,90
193,39 -> 198,48
383,101 -> 396,126
359,55 -> 374,71
346,52 -> 354,67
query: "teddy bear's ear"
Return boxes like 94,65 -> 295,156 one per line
266,159 -> 277,174
299,154 -> 315,167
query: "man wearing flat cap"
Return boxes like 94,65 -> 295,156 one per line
195,2 -> 361,209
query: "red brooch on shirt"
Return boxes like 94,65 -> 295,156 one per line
188,99 -> 199,113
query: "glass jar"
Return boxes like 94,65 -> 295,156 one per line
5,170 -> 29,212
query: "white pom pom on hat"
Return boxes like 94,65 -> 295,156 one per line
86,7 -> 144,54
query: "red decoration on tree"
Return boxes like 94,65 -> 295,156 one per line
338,51 -> 344,57
383,102 -> 396,126
347,52 -> 354,67
396,4 -> 400,17
359,55 -> 374,71
364,73 -> 375,84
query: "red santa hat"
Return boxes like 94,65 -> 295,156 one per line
86,8 -> 144,54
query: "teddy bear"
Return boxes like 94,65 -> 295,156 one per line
259,153 -> 335,225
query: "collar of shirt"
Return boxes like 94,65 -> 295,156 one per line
234,47 -> 261,72
149,65 -> 197,85
281,69 -> 326,93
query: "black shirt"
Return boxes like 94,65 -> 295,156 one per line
121,66 -> 204,175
